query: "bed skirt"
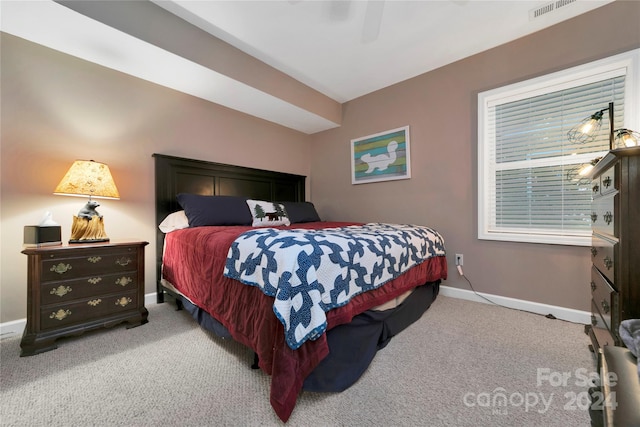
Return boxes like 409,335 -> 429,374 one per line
168,280 -> 440,393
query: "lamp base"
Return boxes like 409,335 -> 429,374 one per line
69,216 -> 110,243
69,238 -> 110,244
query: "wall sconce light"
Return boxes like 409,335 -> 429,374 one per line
567,102 -> 639,150
53,160 -> 119,243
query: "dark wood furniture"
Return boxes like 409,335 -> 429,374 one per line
586,147 -> 640,427
20,240 -> 148,356
596,346 -> 640,427
153,153 -> 305,303
586,146 -> 640,351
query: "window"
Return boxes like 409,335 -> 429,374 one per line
478,49 -> 639,246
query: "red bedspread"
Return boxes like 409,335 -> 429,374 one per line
161,222 -> 447,421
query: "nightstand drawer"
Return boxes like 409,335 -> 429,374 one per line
40,292 -> 138,331
41,250 -> 138,282
590,265 -> 618,332
41,272 -> 138,305
591,235 -> 617,284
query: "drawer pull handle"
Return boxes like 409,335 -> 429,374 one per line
601,300 -> 610,314
591,213 -> 597,223
115,297 -> 132,307
49,309 -> 71,321
603,256 -> 613,270
87,256 -> 102,263
590,281 -> 596,292
50,263 -> 72,274
592,184 -> 599,193
87,299 -> 102,306
116,276 -> 132,287
603,176 -> 612,188
115,257 -> 132,267
590,247 -> 598,257
50,285 -> 72,297
87,277 -> 102,285
603,212 -> 613,225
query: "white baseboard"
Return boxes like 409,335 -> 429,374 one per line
1,289 -> 590,340
0,318 -> 27,341
439,285 -> 591,325
0,293 -> 159,341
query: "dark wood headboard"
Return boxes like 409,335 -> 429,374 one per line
153,153 -> 306,301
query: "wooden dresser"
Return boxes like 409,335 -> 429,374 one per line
586,147 -> 640,426
20,240 -> 148,356
586,146 -> 640,351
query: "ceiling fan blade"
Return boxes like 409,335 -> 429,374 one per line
362,0 -> 384,43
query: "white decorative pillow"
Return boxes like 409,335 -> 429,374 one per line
246,200 -> 290,227
158,210 -> 189,233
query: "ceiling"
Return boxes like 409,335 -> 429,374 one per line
156,0 -> 612,103
1,0 -> 614,134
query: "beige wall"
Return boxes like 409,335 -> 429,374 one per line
0,33 -> 310,323
309,1 -> 640,312
2,1 -> 639,324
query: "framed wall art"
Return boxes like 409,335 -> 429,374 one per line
350,125 -> 411,184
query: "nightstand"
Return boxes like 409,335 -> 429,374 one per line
20,240 -> 149,356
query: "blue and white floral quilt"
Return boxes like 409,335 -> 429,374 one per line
223,223 -> 446,350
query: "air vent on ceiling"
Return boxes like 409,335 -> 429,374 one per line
529,0 -> 576,20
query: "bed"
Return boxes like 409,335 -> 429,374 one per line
153,153 -> 447,422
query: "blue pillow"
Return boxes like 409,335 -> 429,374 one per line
281,201 -> 321,223
176,194 -> 252,227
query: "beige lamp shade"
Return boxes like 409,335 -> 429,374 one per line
54,160 -> 120,199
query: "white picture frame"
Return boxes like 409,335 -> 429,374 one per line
350,125 -> 411,184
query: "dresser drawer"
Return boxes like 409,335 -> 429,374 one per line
591,193 -> 617,238
591,235 -> 617,284
40,292 -> 138,331
591,265 -> 618,332
591,178 -> 599,196
41,250 -> 138,282
41,272 -> 138,305
598,165 -> 617,196
590,301 -> 616,347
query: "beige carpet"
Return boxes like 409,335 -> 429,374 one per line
0,296 -> 595,426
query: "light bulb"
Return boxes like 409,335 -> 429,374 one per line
580,120 -> 596,135
578,164 -> 594,176
614,129 -> 640,148
622,133 -> 637,147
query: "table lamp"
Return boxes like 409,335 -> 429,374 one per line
53,160 -> 120,243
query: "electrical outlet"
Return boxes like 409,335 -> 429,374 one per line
455,253 -> 463,266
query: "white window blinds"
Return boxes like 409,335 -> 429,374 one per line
478,50 -> 638,246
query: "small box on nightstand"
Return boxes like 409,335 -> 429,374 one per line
23,226 -> 62,247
